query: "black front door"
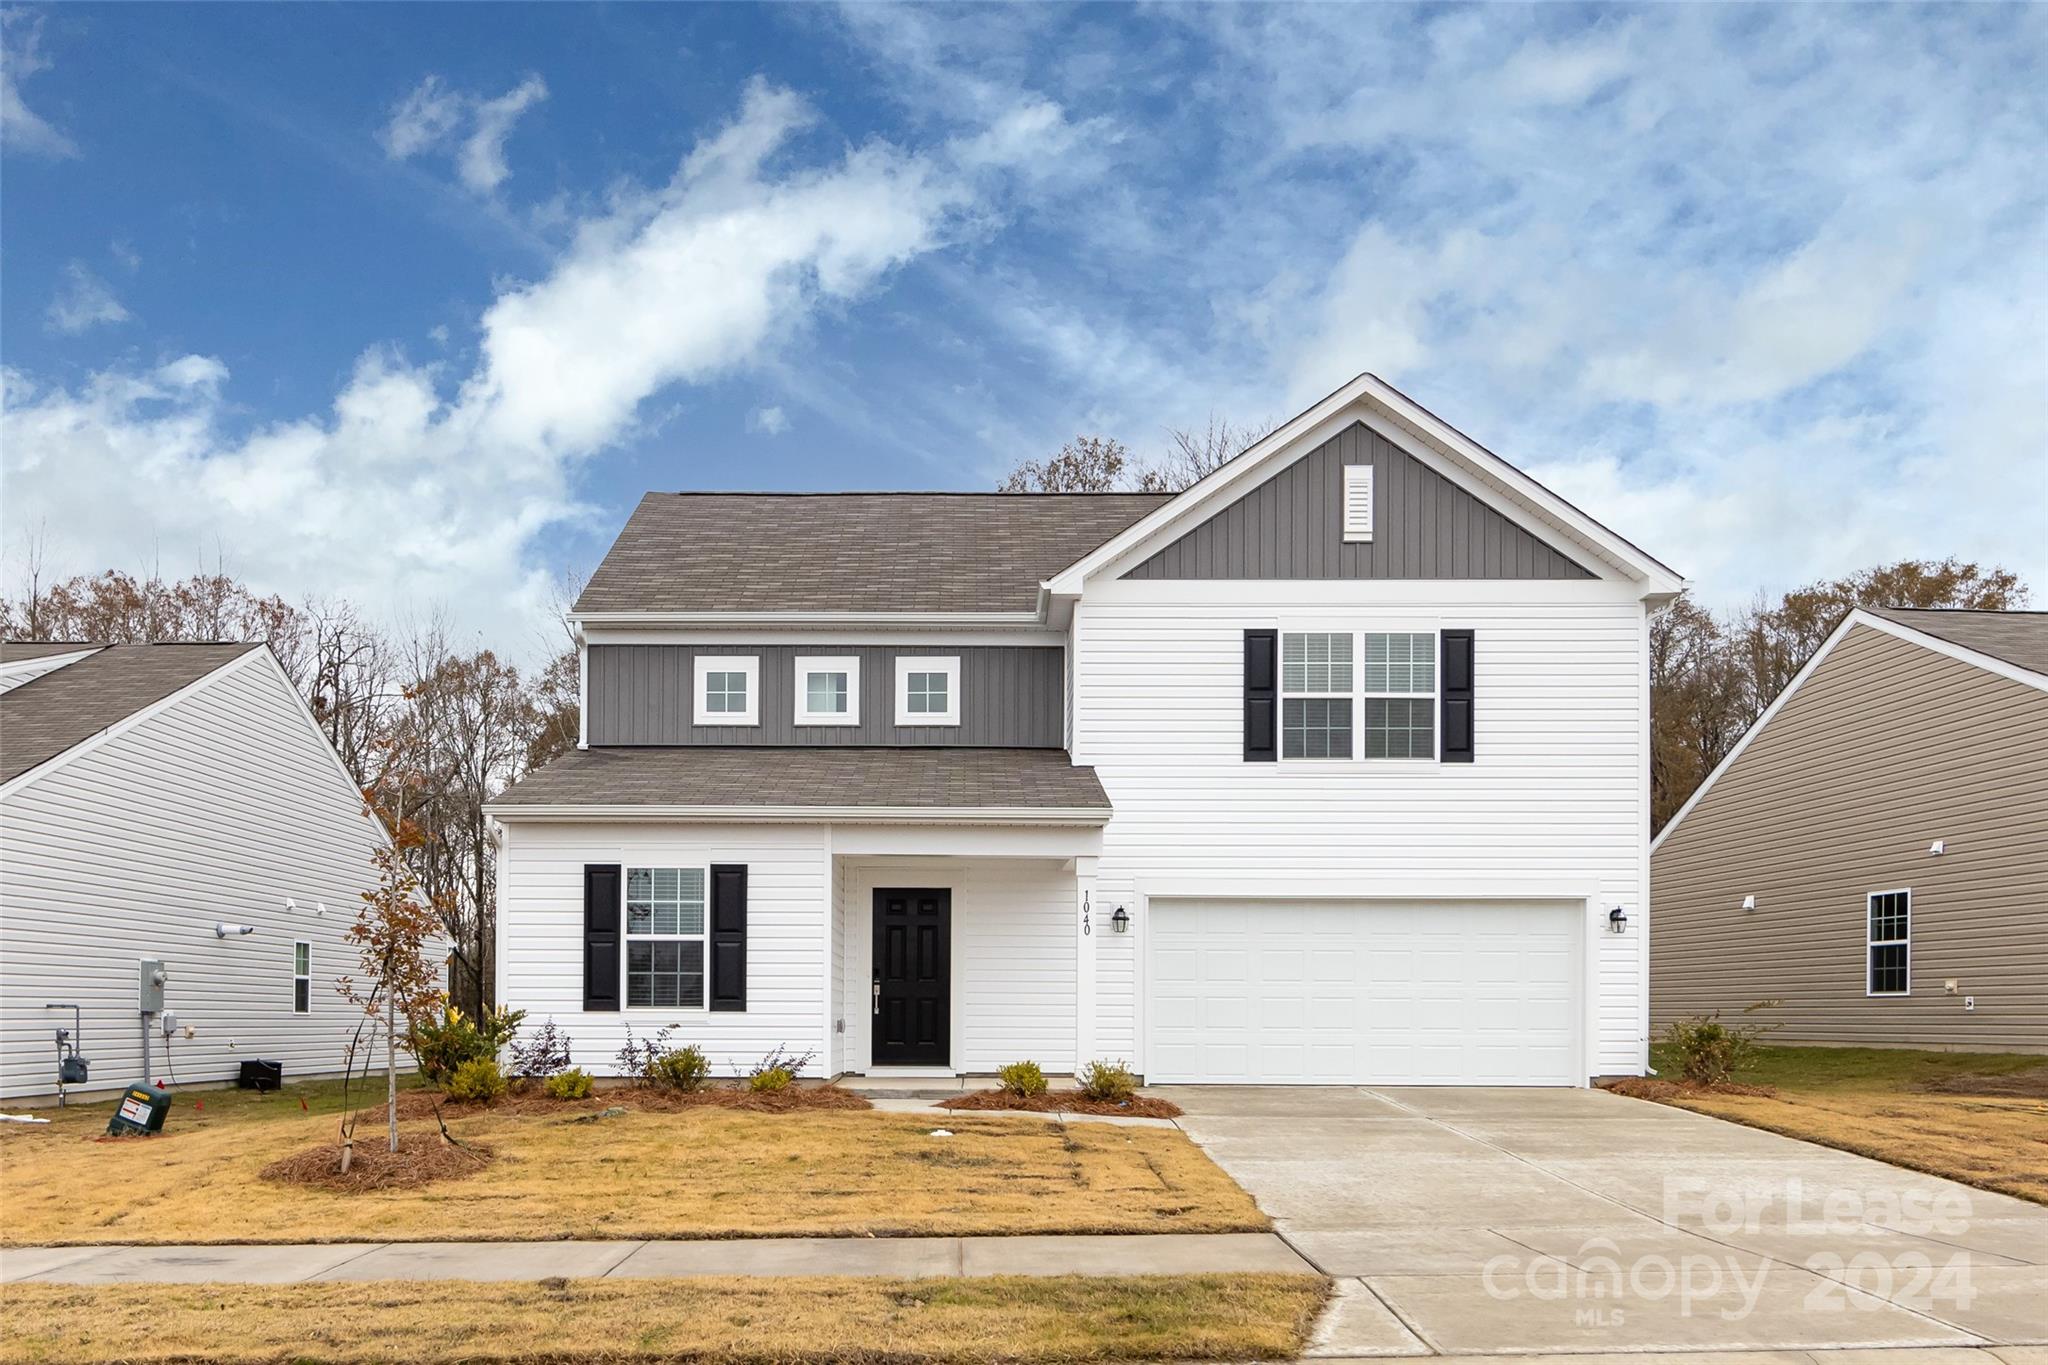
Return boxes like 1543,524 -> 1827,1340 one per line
872,888 -> 950,1066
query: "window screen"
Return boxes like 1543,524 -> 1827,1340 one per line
1363,632 -> 1436,759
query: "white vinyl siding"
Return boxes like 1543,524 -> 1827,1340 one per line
0,655 -> 390,1099
1072,578 -> 1651,1078
497,822 -> 830,1077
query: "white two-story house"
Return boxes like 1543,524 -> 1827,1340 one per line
488,373 -> 1683,1086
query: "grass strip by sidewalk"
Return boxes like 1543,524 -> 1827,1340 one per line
0,1273 -> 1331,1365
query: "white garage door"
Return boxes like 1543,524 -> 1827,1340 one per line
1146,900 -> 1581,1085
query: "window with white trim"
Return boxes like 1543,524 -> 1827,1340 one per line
1281,632 -> 1353,759
1362,632 -> 1436,759
626,867 -> 707,1008
794,655 -> 860,726
895,656 -> 961,726
693,655 -> 759,726
292,941 -> 311,1014
1867,889 -> 1910,996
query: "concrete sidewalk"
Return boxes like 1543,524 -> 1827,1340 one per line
0,1231 -> 1310,1285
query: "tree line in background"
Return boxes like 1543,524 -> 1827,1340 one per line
0,564 -> 581,1017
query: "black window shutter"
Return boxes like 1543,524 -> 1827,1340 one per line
1441,629 -> 1475,763
583,864 -> 622,1011
1244,629 -> 1278,762
709,863 -> 748,1012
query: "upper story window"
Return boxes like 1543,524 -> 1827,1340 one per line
1867,889 -> 1910,996
896,655 -> 961,727
795,655 -> 860,726
1363,632 -> 1436,759
1282,632 -> 1353,759
693,655 -> 759,727
627,866 -> 707,1009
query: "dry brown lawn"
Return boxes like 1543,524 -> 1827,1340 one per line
0,1273 -> 1329,1365
1662,1089 -> 2048,1204
0,1098 -> 1264,1246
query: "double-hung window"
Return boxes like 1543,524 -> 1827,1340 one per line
1281,632 -> 1353,759
626,867 -> 707,1008
1362,632 -> 1436,759
1867,889 -> 1910,996
795,656 -> 859,726
693,656 -> 759,726
895,656 -> 961,726
292,942 -> 311,1013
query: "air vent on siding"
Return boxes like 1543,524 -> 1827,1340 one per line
1343,465 -> 1374,542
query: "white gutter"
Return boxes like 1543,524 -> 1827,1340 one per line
482,803 -> 1112,826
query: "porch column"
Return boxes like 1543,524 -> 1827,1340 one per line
1074,855 -> 1098,1068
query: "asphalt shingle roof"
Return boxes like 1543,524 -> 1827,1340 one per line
1,643 -> 261,784
574,492 -> 1172,615
0,642 -> 104,662
491,746 -> 1111,817
1867,608 -> 2048,678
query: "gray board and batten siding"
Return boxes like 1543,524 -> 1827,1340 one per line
1123,420 -> 1595,581
587,644 -> 1063,747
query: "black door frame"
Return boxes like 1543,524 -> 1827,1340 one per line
871,887 -> 952,1067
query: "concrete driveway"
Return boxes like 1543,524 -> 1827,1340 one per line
1165,1085 -> 2047,1357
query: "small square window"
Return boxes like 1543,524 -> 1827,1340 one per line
895,656 -> 960,726
794,656 -> 860,726
693,656 -> 759,726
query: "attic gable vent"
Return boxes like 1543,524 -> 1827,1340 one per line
1343,464 -> 1374,542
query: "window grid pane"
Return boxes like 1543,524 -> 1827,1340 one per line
294,943 -> 310,975
705,671 -> 747,714
908,672 -> 948,714
806,672 -> 848,714
1364,633 -> 1435,693
1282,633 -> 1352,693
1364,697 -> 1435,759
1283,697 -> 1353,759
293,979 -> 310,1013
625,867 -> 708,1007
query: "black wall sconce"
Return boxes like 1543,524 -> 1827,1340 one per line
1111,905 -> 1130,934
1608,906 -> 1629,934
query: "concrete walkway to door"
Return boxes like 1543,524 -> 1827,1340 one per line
1165,1085 -> 2048,1357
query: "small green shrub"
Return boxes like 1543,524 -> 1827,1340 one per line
748,1066 -> 794,1094
648,1045 -> 710,1092
1664,1004 -> 1779,1086
412,1004 -> 527,1084
998,1060 -> 1048,1097
446,1056 -> 508,1104
544,1067 -> 594,1100
1078,1059 -> 1137,1103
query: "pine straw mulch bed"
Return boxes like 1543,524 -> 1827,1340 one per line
938,1090 -> 1184,1119
1599,1076 -> 1777,1101
384,1081 -> 873,1122
261,1135 -> 496,1192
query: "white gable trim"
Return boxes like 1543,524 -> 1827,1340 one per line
1650,609 -> 2048,854
1044,372 -> 1684,599
0,647 -> 103,694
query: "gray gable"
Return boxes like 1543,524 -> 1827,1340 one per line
1122,421 -> 1594,581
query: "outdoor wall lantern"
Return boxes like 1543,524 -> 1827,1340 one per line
1111,905 -> 1130,935
1607,906 -> 1629,934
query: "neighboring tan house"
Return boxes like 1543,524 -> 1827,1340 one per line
1650,608 -> 2048,1053
0,641 -> 393,1099
488,373 -> 1684,1087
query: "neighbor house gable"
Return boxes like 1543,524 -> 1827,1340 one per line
1122,419 -> 1595,581
1652,608 -> 2048,855
1047,372 -> 1684,599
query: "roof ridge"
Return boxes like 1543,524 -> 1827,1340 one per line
1869,606 -> 2048,617
644,490 -> 1174,499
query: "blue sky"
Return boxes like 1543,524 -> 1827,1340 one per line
4,2 -> 2044,657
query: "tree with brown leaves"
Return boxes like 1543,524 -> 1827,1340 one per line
338,822 -> 448,1160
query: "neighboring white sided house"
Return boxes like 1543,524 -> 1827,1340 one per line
0,641 -> 391,1100
488,373 -> 1684,1087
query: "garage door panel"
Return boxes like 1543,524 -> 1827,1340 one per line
1147,899 -> 1581,1086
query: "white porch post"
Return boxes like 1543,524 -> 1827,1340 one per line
1074,855 -> 1098,1069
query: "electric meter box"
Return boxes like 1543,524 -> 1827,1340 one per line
107,1084 -> 171,1137
138,959 -> 167,1013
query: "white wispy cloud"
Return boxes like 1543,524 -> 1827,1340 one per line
747,405 -> 790,436
4,79 -> 964,652
1,8 -> 77,159
45,260 -> 130,334
379,72 -> 549,195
